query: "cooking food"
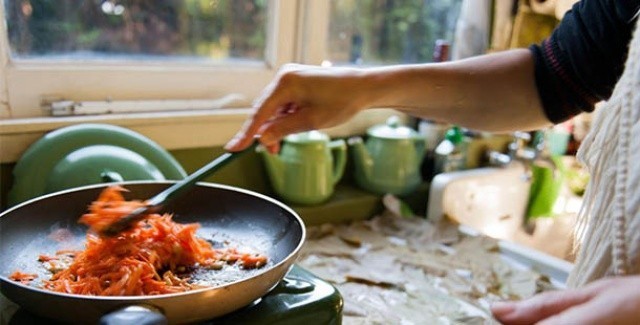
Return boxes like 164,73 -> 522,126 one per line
8,271 -> 37,284
9,186 -> 268,296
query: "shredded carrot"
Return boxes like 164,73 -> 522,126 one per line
9,271 -> 37,284
10,186 -> 268,296
77,185 -> 146,235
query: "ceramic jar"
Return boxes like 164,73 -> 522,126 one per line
348,116 -> 425,195
259,130 -> 346,205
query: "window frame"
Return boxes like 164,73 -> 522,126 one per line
0,0 -> 299,118
0,0 -> 401,163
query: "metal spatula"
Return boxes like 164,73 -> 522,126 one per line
100,142 -> 258,236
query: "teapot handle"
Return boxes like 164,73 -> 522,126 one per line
328,139 -> 347,185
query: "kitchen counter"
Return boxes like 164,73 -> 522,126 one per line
298,210 -> 572,324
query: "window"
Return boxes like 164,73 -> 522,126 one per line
327,0 -> 462,66
7,0 -> 268,63
296,0 -> 462,66
0,0 -> 297,120
0,0 -> 463,163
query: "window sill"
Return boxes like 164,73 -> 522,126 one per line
0,108 -> 403,163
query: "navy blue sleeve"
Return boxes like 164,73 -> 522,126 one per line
529,0 -> 639,123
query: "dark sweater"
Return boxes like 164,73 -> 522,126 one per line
530,0 -> 640,123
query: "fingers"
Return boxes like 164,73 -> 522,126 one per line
259,109 -> 320,147
225,65 -> 316,152
225,63 -> 341,152
539,277 -> 640,325
537,301 -> 608,325
537,291 -> 639,325
492,289 -> 594,325
225,83 -> 293,152
263,142 -> 281,155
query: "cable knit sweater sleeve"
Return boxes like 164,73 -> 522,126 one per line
529,0 -> 639,123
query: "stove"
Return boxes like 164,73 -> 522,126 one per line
1,265 -> 342,325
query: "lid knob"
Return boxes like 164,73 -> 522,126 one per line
386,116 -> 401,128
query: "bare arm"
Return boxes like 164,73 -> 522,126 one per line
365,49 -> 550,132
226,49 -> 551,152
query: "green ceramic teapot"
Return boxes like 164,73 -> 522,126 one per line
348,116 -> 425,195
259,130 -> 346,205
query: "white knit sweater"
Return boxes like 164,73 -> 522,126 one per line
568,19 -> 640,287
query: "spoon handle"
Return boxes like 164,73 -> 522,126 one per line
101,142 -> 258,236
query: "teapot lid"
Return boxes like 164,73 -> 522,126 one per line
284,130 -> 330,144
367,116 -> 419,139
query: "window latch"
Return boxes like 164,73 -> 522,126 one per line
44,94 -> 246,116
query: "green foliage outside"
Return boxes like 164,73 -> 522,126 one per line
5,0 -> 267,60
5,0 -> 461,64
329,0 -> 462,65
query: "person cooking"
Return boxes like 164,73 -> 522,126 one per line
226,1 -> 640,324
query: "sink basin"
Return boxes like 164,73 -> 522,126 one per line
427,163 -> 531,240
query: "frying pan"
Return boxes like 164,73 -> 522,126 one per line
0,181 -> 305,324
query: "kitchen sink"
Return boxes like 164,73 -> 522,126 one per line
427,159 -> 581,262
427,162 -> 531,241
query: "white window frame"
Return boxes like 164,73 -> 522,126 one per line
0,0 -> 400,163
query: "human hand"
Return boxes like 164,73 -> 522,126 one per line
491,276 -> 640,325
225,64 -> 373,153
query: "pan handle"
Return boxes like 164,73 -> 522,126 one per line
100,305 -> 167,325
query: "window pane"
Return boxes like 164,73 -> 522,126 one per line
328,0 -> 462,65
5,0 -> 268,62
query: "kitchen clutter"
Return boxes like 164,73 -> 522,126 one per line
433,126 -> 468,175
426,126 -> 587,261
256,115 -> 585,262
264,116 -> 553,221
259,116 -> 435,206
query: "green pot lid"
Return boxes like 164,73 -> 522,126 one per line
8,123 -> 187,206
284,130 -> 330,144
367,116 -> 419,139
45,145 -> 168,194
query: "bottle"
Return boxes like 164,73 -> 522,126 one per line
434,126 -> 468,175
432,39 -> 450,62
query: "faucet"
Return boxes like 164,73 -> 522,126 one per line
508,131 -> 536,161
487,132 -> 530,164
486,131 -> 546,181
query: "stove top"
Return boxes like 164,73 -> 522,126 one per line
1,265 -> 342,325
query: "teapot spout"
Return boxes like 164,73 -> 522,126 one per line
347,137 -> 373,178
257,145 -> 285,194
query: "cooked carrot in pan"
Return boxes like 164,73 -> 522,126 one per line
8,271 -> 38,284
10,186 -> 268,296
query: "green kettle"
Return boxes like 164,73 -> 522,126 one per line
348,116 -> 425,195
258,130 -> 347,205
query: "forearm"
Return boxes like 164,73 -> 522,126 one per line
360,49 -> 551,132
